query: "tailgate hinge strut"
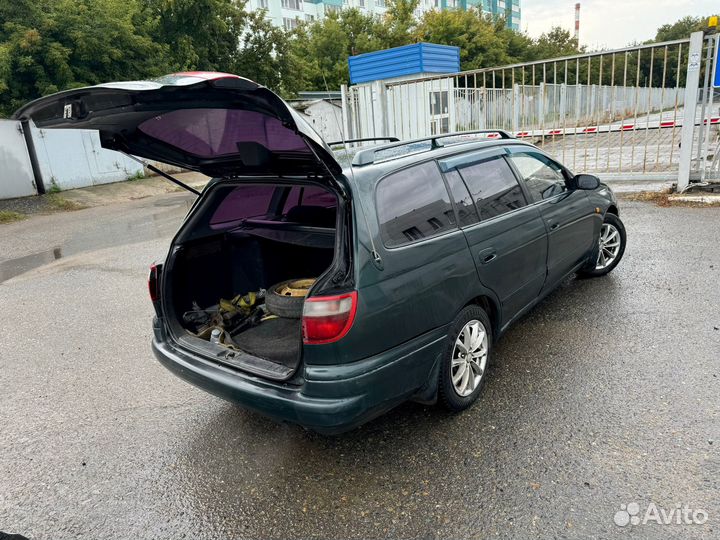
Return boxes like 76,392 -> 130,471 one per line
121,153 -> 201,196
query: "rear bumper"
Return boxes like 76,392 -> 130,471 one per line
152,323 -> 446,434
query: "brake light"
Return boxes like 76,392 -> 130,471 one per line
148,263 -> 161,302
302,291 -> 358,344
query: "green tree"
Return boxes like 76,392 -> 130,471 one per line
289,9 -> 388,90
55,0 -> 169,85
0,0 -> 168,116
381,0 -> 419,47
415,9 -> 518,70
529,27 -> 581,60
146,0 -> 248,71
337,8 -> 387,56
234,11 -> 307,95
654,16 -> 706,42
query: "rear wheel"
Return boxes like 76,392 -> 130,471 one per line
578,213 -> 626,277
439,306 -> 493,412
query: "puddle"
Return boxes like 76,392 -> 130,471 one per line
0,201 -> 191,284
0,248 -> 64,283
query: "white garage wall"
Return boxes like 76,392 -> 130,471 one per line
30,125 -> 143,191
0,119 -> 37,199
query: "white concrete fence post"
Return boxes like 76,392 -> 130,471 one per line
371,80 -> 388,138
340,84 -> 352,141
677,31 -> 705,192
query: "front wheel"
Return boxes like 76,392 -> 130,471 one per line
578,213 -> 626,278
438,306 -> 493,412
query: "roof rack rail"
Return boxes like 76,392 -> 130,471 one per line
327,136 -> 400,146
352,129 -> 514,166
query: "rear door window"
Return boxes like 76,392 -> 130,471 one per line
444,169 -> 479,227
457,156 -> 527,220
376,161 -> 457,247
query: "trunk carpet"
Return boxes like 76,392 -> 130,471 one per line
233,317 -> 301,369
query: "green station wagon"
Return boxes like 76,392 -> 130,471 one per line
15,72 -> 626,434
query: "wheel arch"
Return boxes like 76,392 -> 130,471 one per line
465,295 -> 500,338
606,204 -> 619,216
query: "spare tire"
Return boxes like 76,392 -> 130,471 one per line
265,278 -> 316,319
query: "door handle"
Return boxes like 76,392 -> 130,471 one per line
479,248 -> 497,264
549,222 -> 560,230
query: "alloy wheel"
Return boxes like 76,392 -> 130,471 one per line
596,222 -> 622,270
451,319 -> 489,397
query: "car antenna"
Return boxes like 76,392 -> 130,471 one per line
120,152 -> 201,196
318,69 -> 383,270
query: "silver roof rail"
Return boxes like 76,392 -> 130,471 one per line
327,136 -> 399,146
351,129 -> 515,166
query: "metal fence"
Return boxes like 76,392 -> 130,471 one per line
344,35 -> 720,182
694,33 -> 720,182
451,84 -> 682,132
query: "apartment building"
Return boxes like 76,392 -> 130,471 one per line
248,0 -> 520,32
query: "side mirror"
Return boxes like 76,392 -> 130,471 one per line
572,174 -> 600,190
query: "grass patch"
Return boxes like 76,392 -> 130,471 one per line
46,193 -> 88,211
127,170 -> 145,181
620,190 -> 671,207
0,210 -> 26,224
619,188 -> 720,208
47,180 -> 62,194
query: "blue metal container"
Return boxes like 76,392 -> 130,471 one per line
348,43 -> 461,85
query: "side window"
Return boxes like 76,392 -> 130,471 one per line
457,156 -> 527,221
281,185 -> 337,227
508,152 -> 567,202
209,185 -> 275,228
444,169 -> 479,227
282,185 -> 337,214
376,161 -> 457,247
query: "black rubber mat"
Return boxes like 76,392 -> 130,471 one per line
233,317 -> 301,369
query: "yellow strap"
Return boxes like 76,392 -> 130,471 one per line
218,291 -> 258,315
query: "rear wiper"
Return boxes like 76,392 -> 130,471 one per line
121,152 -> 201,196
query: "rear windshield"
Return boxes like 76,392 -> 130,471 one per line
138,109 -> 308,157
209,184 -> 337,230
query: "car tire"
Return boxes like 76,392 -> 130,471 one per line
438,305 -> 493,412
265,280 -> 309,319
578,212 -> 626,278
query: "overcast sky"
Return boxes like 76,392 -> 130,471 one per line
522,0 -> 717,49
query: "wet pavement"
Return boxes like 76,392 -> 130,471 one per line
1,193 -> 719,539
0,192 -> 195,283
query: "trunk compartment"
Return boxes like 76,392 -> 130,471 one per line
163,180 -> 348,380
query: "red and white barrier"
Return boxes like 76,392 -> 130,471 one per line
512,116 -> 720,138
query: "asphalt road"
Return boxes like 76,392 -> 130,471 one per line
1,193 -> 718,539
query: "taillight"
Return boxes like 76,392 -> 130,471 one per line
302,291 -> 358,344
148,263 -> 161,302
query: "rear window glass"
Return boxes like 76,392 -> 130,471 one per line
138,109 -> 308,157
376,161 -> 456,247
209,185 -> 275,227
